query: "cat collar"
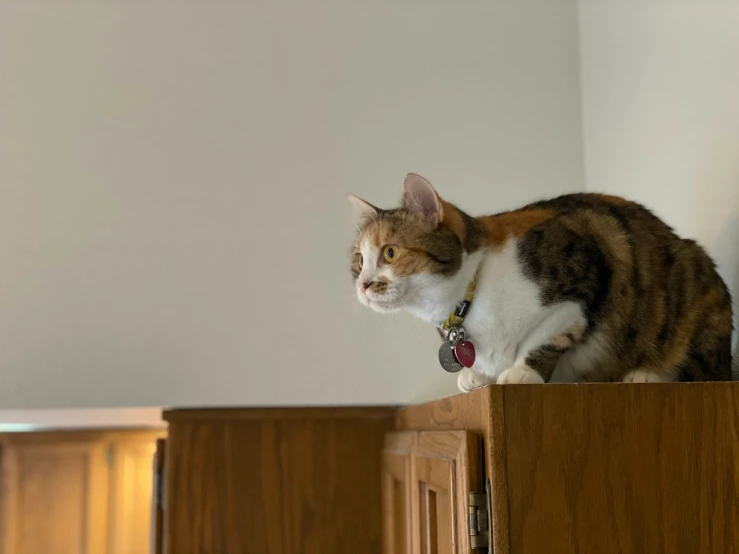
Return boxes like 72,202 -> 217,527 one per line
437,270 -> 479,373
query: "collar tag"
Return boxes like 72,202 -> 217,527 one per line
438,325 -> 476,371
438,267 -> 481,373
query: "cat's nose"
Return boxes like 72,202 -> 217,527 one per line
359,280 -> 373,293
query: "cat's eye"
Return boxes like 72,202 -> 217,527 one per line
383,246 -> 397,263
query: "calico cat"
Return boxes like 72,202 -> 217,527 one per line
349,173 -> 733,391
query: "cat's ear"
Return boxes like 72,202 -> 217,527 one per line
402,173 -> 443,225
347,195 -> 380,221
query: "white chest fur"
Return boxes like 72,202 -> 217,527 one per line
460,240 -> 584,380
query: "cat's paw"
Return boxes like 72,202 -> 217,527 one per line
622,369 -> 672,383
497,364 -> 545,385
457,369 -> 495,393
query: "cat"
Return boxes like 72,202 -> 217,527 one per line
349,173 -> 733,391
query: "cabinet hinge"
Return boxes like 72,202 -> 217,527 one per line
469,480 -> 491,550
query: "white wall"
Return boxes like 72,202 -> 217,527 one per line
579,0 -> 739,360
0,0 -> 583,409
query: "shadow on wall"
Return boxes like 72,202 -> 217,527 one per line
713,212 -> 739,381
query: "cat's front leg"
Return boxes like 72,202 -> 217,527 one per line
497,362 -> 546,384
498,320 -> 585,385
457,367 -> 496,392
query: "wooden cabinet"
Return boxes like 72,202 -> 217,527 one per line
381,433 -> 414,554
395,383 -> 739,554
383,431 -> 484,554
107,435 -> 160,554
160,383 -> 739,554
162,407 -> 394,554
0,436 -> 109,554
414,432 -> 482,554
0,430 -> 164,554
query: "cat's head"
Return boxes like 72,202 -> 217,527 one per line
349,174 -> 481,314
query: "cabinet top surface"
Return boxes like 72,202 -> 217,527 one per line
163,405 -> 397,422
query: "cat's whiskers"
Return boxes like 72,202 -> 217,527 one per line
391,291 -> 410,311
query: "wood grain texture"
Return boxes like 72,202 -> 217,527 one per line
395,387 -> 490,434
0,429 -> 164,554
107,432 -> 161,554
165,407 -> 394,554
396,387 -> 511,553
164,407 -> 396,422
502,383 -> 739,554
486,386 -> 511,554
382,433 -> 416,554
414,439 -> 453,554
0,439 -> 109,554
411,432 -> 482,554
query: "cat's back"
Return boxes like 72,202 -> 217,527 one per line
519,192 -> 676,240
503,192 -> 732,382
521,191 -> 652,212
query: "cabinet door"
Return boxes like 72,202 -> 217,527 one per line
3,439 -> 109,554
382,432 -> 416,554
107,433 -> 161,554
411,431 -> 483,554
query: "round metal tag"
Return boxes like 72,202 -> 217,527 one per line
438,341 -> 464,373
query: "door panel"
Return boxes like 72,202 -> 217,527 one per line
6,440 -> 109,554
0,430 -> 165,554
382,432 -> 416,554
411,431 -> 483,554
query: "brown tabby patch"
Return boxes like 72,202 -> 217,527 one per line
479,209 -> 555,248
516,193 -> 732,382
354,210 -> 466,277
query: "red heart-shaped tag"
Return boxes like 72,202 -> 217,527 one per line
454,340 -> 476,368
